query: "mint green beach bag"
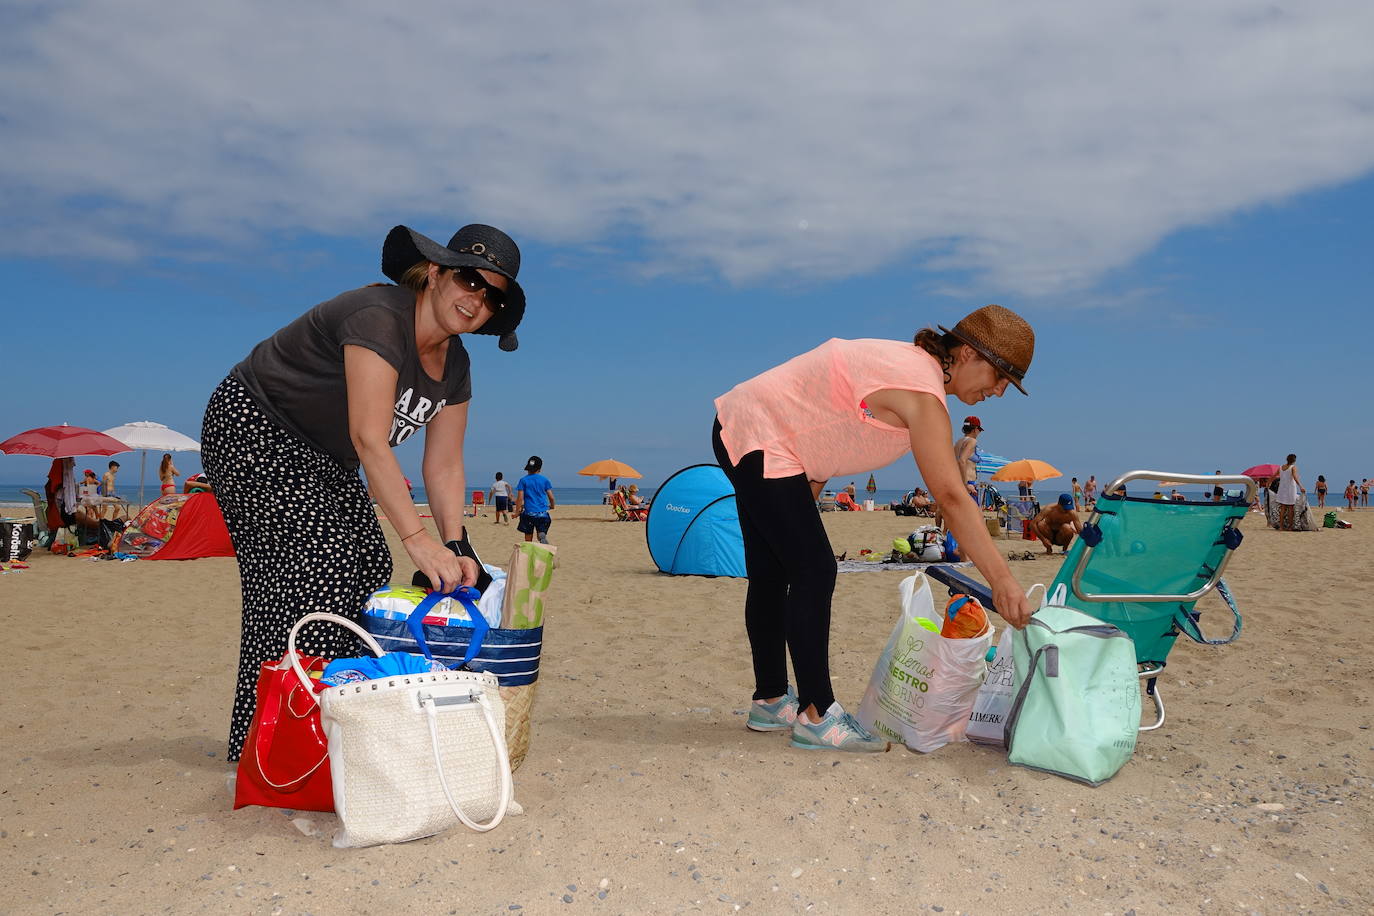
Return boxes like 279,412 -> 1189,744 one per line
1004,586 -> 1141,786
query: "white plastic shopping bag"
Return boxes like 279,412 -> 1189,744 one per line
966,626 -> 1015,746
966,583 -> 1048,748
857,573 -> 994,752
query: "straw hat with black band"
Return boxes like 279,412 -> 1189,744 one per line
382,224 -> 527,352
938,304 -> 1035,395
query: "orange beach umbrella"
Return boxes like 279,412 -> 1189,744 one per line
578,459 -> 642,480
990,459 -> 1063,483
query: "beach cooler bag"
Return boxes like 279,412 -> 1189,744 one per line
234,652 -> 335,812
1004,586 -> 1141,785
363,583 -> 545,771
1323,511 -> 1337,528
1,520 -> 35,561
858,573 -> 994,752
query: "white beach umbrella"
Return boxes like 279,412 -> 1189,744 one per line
101,421 -> 201,507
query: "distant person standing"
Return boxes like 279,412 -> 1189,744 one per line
1345,480 -> 1358,511
1071,477 -> 1083,510
100,460 -> 120,497
1275,454 -> 1304,530
1212,471 -> 1224,503
1314,475 -> 1327,507
1083,474 -> 1097,509
159,453 -> 181,496
515,455 -> 556,544
1361,479 -> 1369,508
954,416 -> 982,499
489,471 -> 513,525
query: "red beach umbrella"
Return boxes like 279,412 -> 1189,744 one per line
0,423 -> 131,458
1240,464 -> 1280,480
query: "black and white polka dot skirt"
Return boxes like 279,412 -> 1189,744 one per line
202,375 -> 392,762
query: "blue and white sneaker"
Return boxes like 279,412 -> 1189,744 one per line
746,687 -> 799,732
790,702 -> 889,752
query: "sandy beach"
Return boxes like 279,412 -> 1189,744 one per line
2,503 -> 1370,914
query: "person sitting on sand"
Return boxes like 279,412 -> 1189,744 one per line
1031,494 -> 1082,555
183,473 -> 213,493
834,489 -> 858,510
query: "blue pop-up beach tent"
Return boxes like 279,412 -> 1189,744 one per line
645,464 -> 746,577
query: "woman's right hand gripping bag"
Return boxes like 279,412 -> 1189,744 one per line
1004,585 -> 1141,785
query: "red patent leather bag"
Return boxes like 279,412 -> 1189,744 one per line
233,653 -> 335,811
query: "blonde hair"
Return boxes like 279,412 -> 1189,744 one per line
399,260 -> 438,292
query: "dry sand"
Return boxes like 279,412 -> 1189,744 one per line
2,503 -> 1370,914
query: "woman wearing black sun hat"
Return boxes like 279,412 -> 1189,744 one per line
200,222 -> 528,762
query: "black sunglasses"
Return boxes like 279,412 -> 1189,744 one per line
450,266 -> 507,311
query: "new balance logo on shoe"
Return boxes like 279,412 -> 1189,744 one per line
821,725 -> 849,747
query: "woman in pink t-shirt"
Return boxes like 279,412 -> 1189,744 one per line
712,305 -> 1036,752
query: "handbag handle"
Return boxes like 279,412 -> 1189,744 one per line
252,655 -> 330,790
423,687 -> 513,832
288,612 -> 388,693
406,586 -> 489,669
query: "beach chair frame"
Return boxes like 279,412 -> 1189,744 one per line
929,470 -> 1256,733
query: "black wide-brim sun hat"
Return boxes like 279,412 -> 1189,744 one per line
382,224 -> 527,351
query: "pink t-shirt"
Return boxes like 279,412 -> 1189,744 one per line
714,338 -> 950,480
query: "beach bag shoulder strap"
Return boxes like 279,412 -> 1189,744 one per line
1173,577 -> 1242,646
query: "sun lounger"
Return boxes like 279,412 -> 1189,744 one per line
927,470 -> 1256,732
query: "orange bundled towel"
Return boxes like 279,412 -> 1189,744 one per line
941,594 -> 988,639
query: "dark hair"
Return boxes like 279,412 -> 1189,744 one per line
109,460 -> 119,468
1318,475 -> 1325,482
1285,454 -> 1297,464
495,472 -> 503,481
914,327 -> 963,385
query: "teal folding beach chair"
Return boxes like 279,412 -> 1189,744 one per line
929,471 -> 1256,732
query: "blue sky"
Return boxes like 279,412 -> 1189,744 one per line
3,2 -> 1373,495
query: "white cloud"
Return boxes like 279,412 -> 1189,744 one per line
2,0 -> 1373,295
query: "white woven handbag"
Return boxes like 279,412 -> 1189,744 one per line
288,613 -> 514,847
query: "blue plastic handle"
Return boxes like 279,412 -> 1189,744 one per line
406,585 -> 489,669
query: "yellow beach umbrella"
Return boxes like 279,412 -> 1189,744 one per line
578,458 -> 642,480
990,459 -> 1063,483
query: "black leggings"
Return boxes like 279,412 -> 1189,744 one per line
712,419 -> 837,713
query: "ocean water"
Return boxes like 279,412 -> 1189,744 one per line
3,480 -> 1216,511
0,482 -> 656,509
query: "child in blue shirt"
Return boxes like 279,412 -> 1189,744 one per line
514,455 -> 556,544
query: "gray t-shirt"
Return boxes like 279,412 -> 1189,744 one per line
231,285 -> 471,469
